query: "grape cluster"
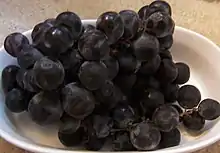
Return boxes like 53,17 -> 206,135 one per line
2,0 -> 220,151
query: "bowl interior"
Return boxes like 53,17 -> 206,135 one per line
0,20 -> 220,153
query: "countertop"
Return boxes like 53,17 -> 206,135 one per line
0,0 -> 220,152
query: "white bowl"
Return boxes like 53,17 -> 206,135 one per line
0,19 -> 220,153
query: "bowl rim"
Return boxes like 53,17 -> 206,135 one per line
0,19 -> 220,153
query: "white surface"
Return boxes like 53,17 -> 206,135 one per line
0,20 -> 220,153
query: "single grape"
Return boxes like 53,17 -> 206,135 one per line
162,83 -> 179,103
102,55 -> 119,80
28,91 -> 63,125
78,61 -> 108,90
112,103 -> 135,129
117,53 -> 137,73
5,88 -> 27,113
96,11 -> 124,45
156,59 -> 178,83
177,85 -> 201,109
145,12 -> 174,38
152,105 -> 179,132
158,35 -> 173,50
182,111 -> 205,131
198,98 -> 220,120
159,128 -> 181,148
132,32 -> 159,61
140,89 -> 165,117
33,57 -> 65,90
4,33 -> 29,57
149,0 -> 172,16
78,29 -> 110,60
119,10 -> 140,40
56,11 -> 83,40
130,121 -> 161,150
61,83 -> 95,119
139,55 -> 161,76
17,45 -> 44,69
113,131 -> 135,151
44,26 -> 74,56
173,62 -> 190,85
2,65 -> 19,93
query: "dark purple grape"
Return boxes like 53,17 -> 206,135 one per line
156,59 -> 178,83
56,11 -> 83,40
91,115 -> 113,138
119,10 -> 140,40
113,131 -> 135,151
5,88 -> 27,113
132,33 -> 159,61
84,136 -> 105,151
78,61 -> 108,91
17,45 -> 44,69
102,56 -> 119,80
94,81 -> 123,109
162,83 -> 179,103
112,103 -> 135,129
198,99 -> 220,120
114,73 -> 136,94
4,33 -> 29,57
23,70 -> 40,92
59,48 -> 83,71
43,26 -> 74,56
139,55 -> 161,75
140,89 -> 164,117
177,85 -> 201,109
130,121 -> 161,150
173,62 -> 190,85
33,57 -> 65,90
152,105 -> 179,132
183,111 -> 205,131
28,91 -> 63,125
160,128 -> 181,148
78,29 -> 110,60
138,5 -> 150,21
96,11 -> 124,45
60,114 -> 81,130
61,83 -> 95,119
58,126 -> 84,147
2,65 -> 19,93
158,35 -> 173,50
159,49 -> 172,60
83,24 -> 96,34
149,0 -> 172,16
145,12 -> 174,38
117,53 -> 137,74
138,0 -> 171,21
31,20 -> 55,42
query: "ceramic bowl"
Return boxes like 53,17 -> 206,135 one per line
0,20 -> 220,153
